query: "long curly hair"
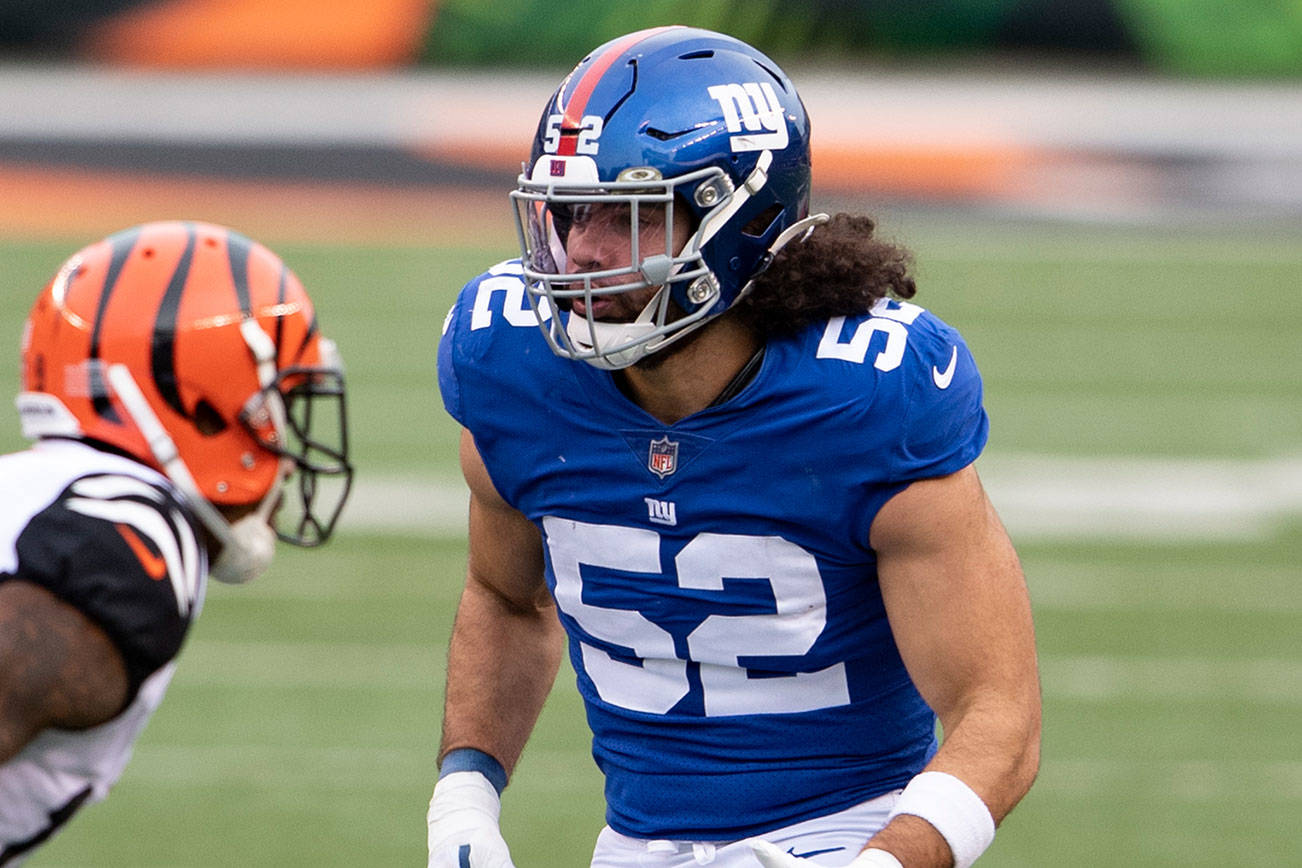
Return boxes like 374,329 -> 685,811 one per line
732,213 -> 917,338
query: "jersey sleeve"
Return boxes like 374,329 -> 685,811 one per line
437,259 -> 540,435
437,292 -> 466,426
892,321 -> 989,481
5,474 -> 205,701
438,261 -> 527,428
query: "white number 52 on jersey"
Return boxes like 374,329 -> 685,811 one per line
543,517 -> 851,717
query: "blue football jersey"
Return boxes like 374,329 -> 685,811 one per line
438,260 -> 989,840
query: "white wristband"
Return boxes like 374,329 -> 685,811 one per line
887,771 -> 995,868
849,848 -> 904,868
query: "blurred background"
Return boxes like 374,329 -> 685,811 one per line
2,1 -> 1299,865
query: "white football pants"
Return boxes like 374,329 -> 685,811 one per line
588,789 -> 901,867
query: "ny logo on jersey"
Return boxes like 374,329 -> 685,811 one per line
644,497 -> 677,527
706,82 -> 789,152
647,435 -> 679,478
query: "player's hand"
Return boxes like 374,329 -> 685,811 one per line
747,838 -> 903,867
427,771 -> 516,868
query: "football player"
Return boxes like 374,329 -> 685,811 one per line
0,221 -> 352,863
430,26 -> 1040,868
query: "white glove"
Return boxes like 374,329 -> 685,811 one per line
747,837 -> 903,868
427,771 -> 516,868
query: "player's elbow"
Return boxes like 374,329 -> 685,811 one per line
950,680 -> 1041,822
1015,722 -> 1041,802
999,690 -> 1043,822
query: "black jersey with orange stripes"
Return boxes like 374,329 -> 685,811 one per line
0,439 -> 207,701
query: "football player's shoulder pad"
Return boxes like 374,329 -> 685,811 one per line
892,307 -> 988,479
439,259 -> 553,424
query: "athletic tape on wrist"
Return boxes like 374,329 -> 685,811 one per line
887,771 -> 995,868
438,748 -> 508,795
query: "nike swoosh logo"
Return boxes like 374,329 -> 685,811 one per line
932,345 -> 958,389
787,846 -> 846,859
116,523 -> 168,580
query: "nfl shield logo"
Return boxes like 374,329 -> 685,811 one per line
549,159 -> 566,177
647,436 -> 679,479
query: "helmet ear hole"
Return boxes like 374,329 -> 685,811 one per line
742,204 -> 783,238
193,399 -> 229,436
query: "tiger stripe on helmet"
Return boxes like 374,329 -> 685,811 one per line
21,220 -> 336,507
225,227 -> 255,316
285,273 -> 320,367
88,225 -> 144,423
150,223 -> 197,419
273,259 -> 288,351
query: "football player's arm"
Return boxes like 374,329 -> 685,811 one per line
0,581 -> 129,763
439,428 -> 564,771
866,464 -> 1041,867
428,429 -> 564,867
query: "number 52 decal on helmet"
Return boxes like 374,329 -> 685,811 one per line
543,114 -> 604,155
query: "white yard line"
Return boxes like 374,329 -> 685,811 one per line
341,454 -> 1302,542
977,453 -> 1302,541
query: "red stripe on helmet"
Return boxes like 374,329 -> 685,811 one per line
557,25 -> 682,155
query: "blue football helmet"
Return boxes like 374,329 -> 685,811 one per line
511,26 -> 824,369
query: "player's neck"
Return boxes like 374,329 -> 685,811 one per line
615,318 -> 762,425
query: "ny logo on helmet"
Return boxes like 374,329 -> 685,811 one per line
706,82 -> 789,152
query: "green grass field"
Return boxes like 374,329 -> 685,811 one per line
3,215 -> 1299,866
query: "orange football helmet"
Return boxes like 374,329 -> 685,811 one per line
17,221 -> 351,548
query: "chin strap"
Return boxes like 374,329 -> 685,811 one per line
770,212 -> 830,252
692,149 -> 774,254
104,364 -> 235,545
732,212 -> 830,308
105,320 -> 291,585
238,317 -> 291,441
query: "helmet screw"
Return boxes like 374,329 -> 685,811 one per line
216,481 -> 229,493
618,166 -> 661,182
241,453 -> 256,469
695,184 -> 720,208
687,277 -> 715,305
